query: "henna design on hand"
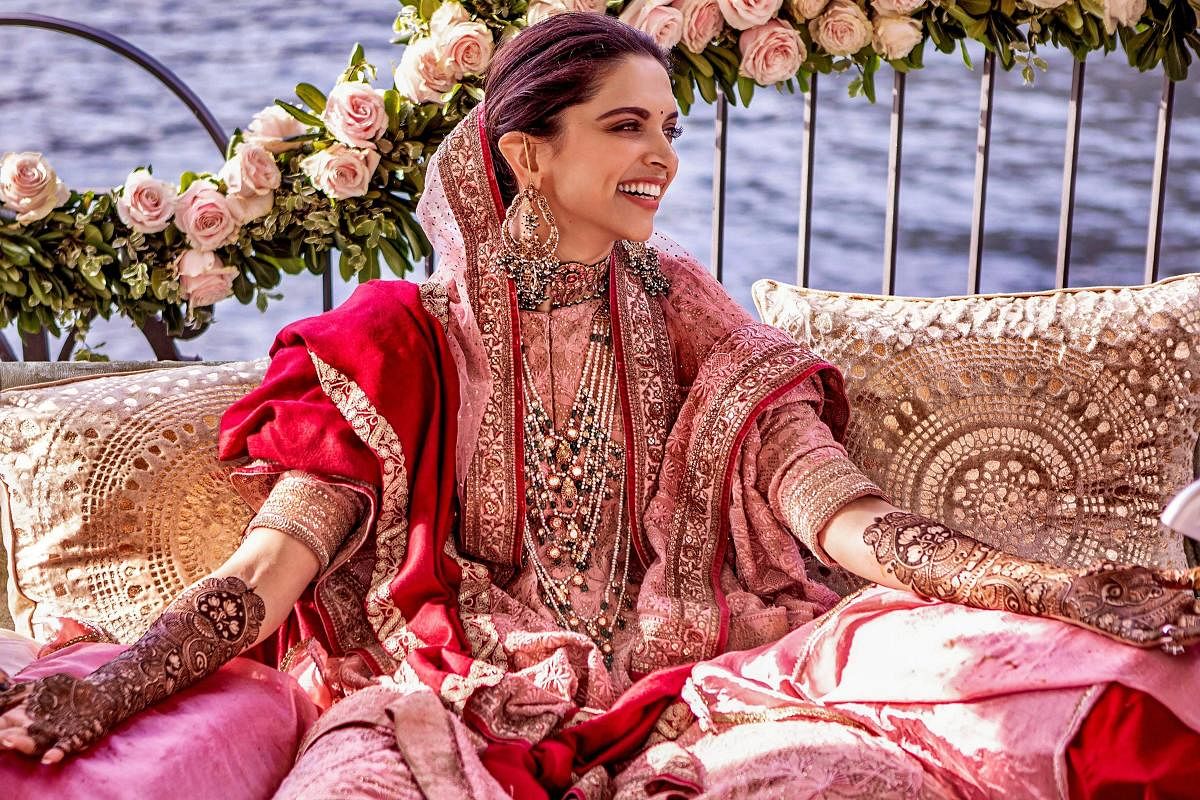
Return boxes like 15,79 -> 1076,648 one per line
7,576 -> 265,759
863,511 -> 1200,649
863,511 -> 1067,616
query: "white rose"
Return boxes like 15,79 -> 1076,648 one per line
672,0 -> 726,53
871,14 -> 922,59
0,151 -> 69,225
716,0 -> 784,30
175,249 -> 238,308
526,0 -> 606,25
809,0 -> 872,56
321,82 -> 389,150
620,0 -> 686,48
431,1 -> 472,34
788,0 -> 830,20
244,105 -> 308,153
394,38 -> 458,105
301,143 -> 382,200
1102,0 -> 1145,33
116,168 -> 177,234
739,19 -> 807,84
173,179 -> 240,251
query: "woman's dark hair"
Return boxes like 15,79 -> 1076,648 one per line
483,13 -> 672,206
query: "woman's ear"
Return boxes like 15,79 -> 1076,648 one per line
497,131 -> 542,188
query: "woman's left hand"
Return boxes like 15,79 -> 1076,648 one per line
1054,564 -> 1200,653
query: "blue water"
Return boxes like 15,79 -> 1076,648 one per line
1,1 -> 1197,360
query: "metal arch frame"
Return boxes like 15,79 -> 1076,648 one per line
0,13 -> 231,361
0,13 -> 228,153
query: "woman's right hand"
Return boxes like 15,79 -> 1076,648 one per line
0,673 -> 116,764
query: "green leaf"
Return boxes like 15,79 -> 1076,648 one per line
295,82 -> 328,114
257,253 -> 307,273
380,237 -> 410,276
348,43 -> 366,68
274,100 -> 324,128
736,76 -> 755,106
179,171 -> 201,193
960,38 -> 975,69
0,240 -> 31,266
419,0 -> 438,20
680,48 -> 714,78
338,247 -> 355,281
695,70 -> 718,104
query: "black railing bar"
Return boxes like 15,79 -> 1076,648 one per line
20,329 -> 50,361
967,51 -> 996,295
711,90 -> 729,284
140,317 -> 186,360
425,253 -> 436,279
0,334 -> 17,363
0,13 -> 228,154
882,70 -> 905,296
1055,59 -> 1086,289
796,72 -> 817,288
322,268 -> 334,312
1144,72 -> 1174,284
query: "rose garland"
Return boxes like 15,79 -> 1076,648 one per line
1,0 -> 1193,355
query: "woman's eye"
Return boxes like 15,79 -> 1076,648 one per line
665,126 -> 684,141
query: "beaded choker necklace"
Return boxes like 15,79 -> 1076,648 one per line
520,300 -> 632,665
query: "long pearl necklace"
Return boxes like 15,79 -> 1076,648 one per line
520,300 -> 632,665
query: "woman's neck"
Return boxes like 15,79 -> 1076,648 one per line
554,237 -> 615,265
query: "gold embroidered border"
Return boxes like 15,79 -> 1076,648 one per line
614,256 -> 679,561
781,455 -> 885,565
634,326 -> 829,672
442,107 -> 523,566
308,351 -> 424,663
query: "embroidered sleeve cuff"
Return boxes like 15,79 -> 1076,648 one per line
780,452 -> 887,566
248,470 -> 365,572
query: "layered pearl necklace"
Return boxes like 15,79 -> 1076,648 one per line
520,299 -> 632,665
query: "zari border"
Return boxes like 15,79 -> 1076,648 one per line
444,105 -> 526,567
611,257 -> 678,566
632,326 -> 833,673
308,351 -> 425,666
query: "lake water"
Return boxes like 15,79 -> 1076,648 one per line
1,0 -> 1198,360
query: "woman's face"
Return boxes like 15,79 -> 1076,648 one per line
509,55 -> 682,258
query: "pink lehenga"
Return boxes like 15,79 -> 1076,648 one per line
3,104 -> 1198,800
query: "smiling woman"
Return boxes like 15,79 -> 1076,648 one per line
2,12 -> 1200,800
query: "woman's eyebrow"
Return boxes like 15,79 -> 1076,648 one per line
597,106 -> 680,122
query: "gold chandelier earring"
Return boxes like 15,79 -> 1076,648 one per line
496,138 -> 560,310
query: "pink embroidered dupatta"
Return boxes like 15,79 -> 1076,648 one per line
219,104 -> 852,796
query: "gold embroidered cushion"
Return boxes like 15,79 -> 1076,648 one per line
0,360 -> 267,642
753,275 -> 1200,570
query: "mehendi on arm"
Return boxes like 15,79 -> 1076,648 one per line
863,510 -> 1200,649
1,577 -> 264,759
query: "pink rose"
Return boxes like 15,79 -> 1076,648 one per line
218,143 -> 281,198
245,105 -> 308,153
173,179 -> 240,251
620,0 -> 686,48
716,0 -> 783,31
738,19 -> 807,84
174,249 -> 238,308
226,192 -> 275,224
394,38 -> 458,105
300,143 -> 381,200
871,14 -> 922,59
526,0 -> 606,25
809,0 -> 872,56
321,82 -> 389,150
115,168 -> 177,234
0,151 -> 69,225
438,22 -> 495,77
788,0 -> 829,19
869,0 -> 925,15
672,0 -> 725,53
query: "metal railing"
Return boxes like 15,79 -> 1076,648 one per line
0,15 -> 1186,357
706,54 -> 1180,294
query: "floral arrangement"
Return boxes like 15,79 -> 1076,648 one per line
2,0 -> 1194,355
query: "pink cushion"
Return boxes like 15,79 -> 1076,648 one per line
1,643 -> 318,800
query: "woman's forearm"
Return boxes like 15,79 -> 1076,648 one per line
820,496 -> 1197,648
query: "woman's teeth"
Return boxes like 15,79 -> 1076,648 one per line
617,182 -> 662,199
